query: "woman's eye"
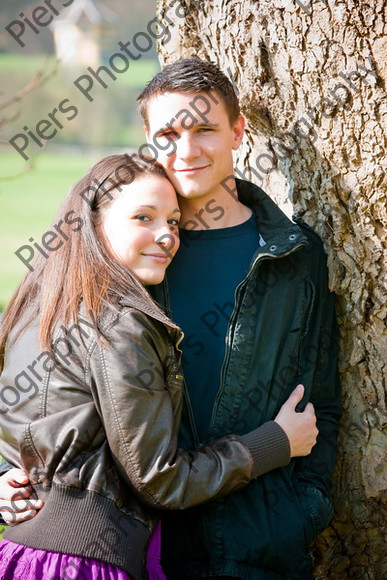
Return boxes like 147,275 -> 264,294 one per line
168,219 -> 180,227
134,214 -> 151,222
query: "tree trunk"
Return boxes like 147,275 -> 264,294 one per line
156,1 -> 387,577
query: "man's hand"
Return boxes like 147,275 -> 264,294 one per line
274,384 -> 318,457
0,468 -> 43,525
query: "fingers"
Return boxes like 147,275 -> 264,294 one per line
305,402 -> 315,414
274,386 -> 318,457
0,497 -> 44,513
0,469 -> 33,502
5,467 -> 30,487
0,468 -> 43,526
284,384 -> 305,410
4,509 -> 39,525
0,498 -> 44,525
1,484 -> 34,501
0,468 -> 31,498
1,504 -> 42,526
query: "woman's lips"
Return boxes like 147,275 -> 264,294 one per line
142,253 -> 169,263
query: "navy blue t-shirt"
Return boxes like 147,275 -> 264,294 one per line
167,214 -> 263,441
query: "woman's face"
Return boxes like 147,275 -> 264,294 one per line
101,175 -> 181,285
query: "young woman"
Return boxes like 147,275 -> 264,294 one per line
0,154 -> 291,579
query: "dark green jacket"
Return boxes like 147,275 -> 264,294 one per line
154,179 -> 341,579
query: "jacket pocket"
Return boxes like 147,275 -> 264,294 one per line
297,483 -> 334,540
198,470 -> 316,575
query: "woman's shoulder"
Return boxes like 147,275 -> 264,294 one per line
104,306 -> 173,350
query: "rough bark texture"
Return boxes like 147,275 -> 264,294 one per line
156,1 -> 387,578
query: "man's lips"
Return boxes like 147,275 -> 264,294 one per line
174,165 -> 210,173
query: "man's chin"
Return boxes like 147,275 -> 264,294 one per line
173,183 -> 206,199
167,175 -> 203,198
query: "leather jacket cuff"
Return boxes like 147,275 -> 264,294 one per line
239,421 -> 291,478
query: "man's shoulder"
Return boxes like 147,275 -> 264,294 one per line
293,217 -> 327,256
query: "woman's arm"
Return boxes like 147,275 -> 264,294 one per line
87,310 -> 309,510
0,309 -> 316,519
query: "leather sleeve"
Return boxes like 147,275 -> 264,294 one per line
88,309 -> 255,510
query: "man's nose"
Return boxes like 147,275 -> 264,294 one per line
175,132 -> 200,160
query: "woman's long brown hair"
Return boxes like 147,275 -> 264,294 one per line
0,154 -> 171,372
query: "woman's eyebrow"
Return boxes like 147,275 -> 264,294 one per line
134,206 -> 181,213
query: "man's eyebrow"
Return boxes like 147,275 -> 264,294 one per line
197,121 -> 219,127
156,121 -> 220,132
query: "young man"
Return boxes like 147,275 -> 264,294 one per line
0,59 -> 341,579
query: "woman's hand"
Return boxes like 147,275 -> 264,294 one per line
0,468 -> 44,525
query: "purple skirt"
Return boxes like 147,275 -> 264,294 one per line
0,523 -> 166,579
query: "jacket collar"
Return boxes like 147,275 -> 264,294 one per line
236,178 -> 309,256
117,292 -> 182,341
151,179 -> 309,312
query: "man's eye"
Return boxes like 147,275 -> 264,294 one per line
159,132 -> 178,140
168,219 -> 180,227
134,215 -> 151,222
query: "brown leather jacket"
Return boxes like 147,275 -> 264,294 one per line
0,295 -> 289,578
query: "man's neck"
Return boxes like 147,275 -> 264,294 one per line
179,178 -> 253,230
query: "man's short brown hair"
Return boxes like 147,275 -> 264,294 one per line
137,57 -> 240,127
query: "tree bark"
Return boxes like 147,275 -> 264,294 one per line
156,1 -> 387,578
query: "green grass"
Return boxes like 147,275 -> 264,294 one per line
0,52 -> 158,149
0,150 -> 97,309
0,54 -> 57,72
0,53 -> 159,88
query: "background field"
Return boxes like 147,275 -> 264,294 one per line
1,52 -> 159,309
0,149 -> 108,309
1,53 -> 159,150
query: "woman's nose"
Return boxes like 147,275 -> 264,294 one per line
155,224 -> 178,258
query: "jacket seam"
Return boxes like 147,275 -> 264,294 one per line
23,423 -> 45,468
97,341 -> 156,504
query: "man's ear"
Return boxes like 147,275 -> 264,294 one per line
232,114 -> 245,150
144,124 -> 150,142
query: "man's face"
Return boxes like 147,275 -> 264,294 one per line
145,91 -> 245,203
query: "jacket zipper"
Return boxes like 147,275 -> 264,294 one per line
204,242 -> 307,443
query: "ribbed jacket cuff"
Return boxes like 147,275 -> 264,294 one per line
239,421 -> 291,478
